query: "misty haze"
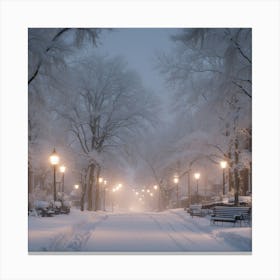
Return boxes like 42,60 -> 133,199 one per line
28,28 -> 252,253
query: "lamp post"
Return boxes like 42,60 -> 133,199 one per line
112,188 -> 116,212
50,148 -> 59,202
194,172 -> 200,204
220,161 -> 227,196
153,185 -> 160,211
173,176 -> 179,207
103,179 -> 107,211
59,165 -> 66,194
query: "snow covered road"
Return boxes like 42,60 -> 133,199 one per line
28,209 -> 251,253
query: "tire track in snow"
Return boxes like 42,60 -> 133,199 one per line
148,214 -> 186,251
148,213 -> 204,251
168,210 -> 236,251
45,214 -> 108,251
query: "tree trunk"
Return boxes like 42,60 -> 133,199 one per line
94,165 -> 101,211
80,170 -> 85,211
80,190 -> 85,211
234,168 -> 240,205
28,162 -> 33,195
87,163 -> 95,211
234,137 -> 240,206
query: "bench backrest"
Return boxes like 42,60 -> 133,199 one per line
213,206 -> 251,218
190,204 -> 202,210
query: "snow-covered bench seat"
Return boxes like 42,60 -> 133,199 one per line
34,200 -> 55,217
189,204 -> 206,217
211,206 -> 251,226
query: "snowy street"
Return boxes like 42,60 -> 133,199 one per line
29,209 -> 251,252
27,28 -> 252,255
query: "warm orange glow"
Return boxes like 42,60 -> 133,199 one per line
99,177 -> 103,183
59,165 -> 66,173
220,161 -> 227,169
74,184 -> 79,189
153,185 -> 158,190
194,173 -> 200,180
50,149 -> 59,165
173,176 -> 179,184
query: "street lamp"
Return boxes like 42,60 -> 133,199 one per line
50,148 -> 59,202
194,172 -> 200,204
112,187 -> 117,212
173,175 -> 179,207
153,184 -> 160,211
220,161 -> 227,196
74,184 -> 79,189
59,165 -> 66,194
103,179 -> 107,211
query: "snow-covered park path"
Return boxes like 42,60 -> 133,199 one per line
29,209 -> 251,253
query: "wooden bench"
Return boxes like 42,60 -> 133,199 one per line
34,201 -> 55,217
40,208 -> 55,217
189,204 -> 206,217
211,206 -> 251,226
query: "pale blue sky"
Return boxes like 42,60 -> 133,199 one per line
96,28 -> 177,97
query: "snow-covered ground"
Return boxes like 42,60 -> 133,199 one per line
28,208 -> 251,252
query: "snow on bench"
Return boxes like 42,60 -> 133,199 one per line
188,204 -> 207,217
33,200 -> 54,217
211,206 -> 251,226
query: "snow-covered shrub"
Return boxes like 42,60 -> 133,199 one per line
34,200 -> 50,209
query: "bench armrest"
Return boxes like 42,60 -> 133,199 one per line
234,215 -> 242,220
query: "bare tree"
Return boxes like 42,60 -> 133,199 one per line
157,28 -> 252,204
28,28 -> 101,85
54,55 -> 156,210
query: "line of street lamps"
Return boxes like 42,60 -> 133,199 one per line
172,160 -> 228,206
49,148 -> 67,202
50,147 -> 229,210
72,176 -> 120,211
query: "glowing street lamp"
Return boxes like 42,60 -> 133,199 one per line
194,172 -> 200,203
50,148 -> 59,201
98,177 -> 103,184
153,184 -> 160,211
59,165 -> 66,193
173,175 -> 179,207
74,184 -> 79,189
112,187 -> 118,212
102,179 -> 108,211
220,161 -> 227,195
